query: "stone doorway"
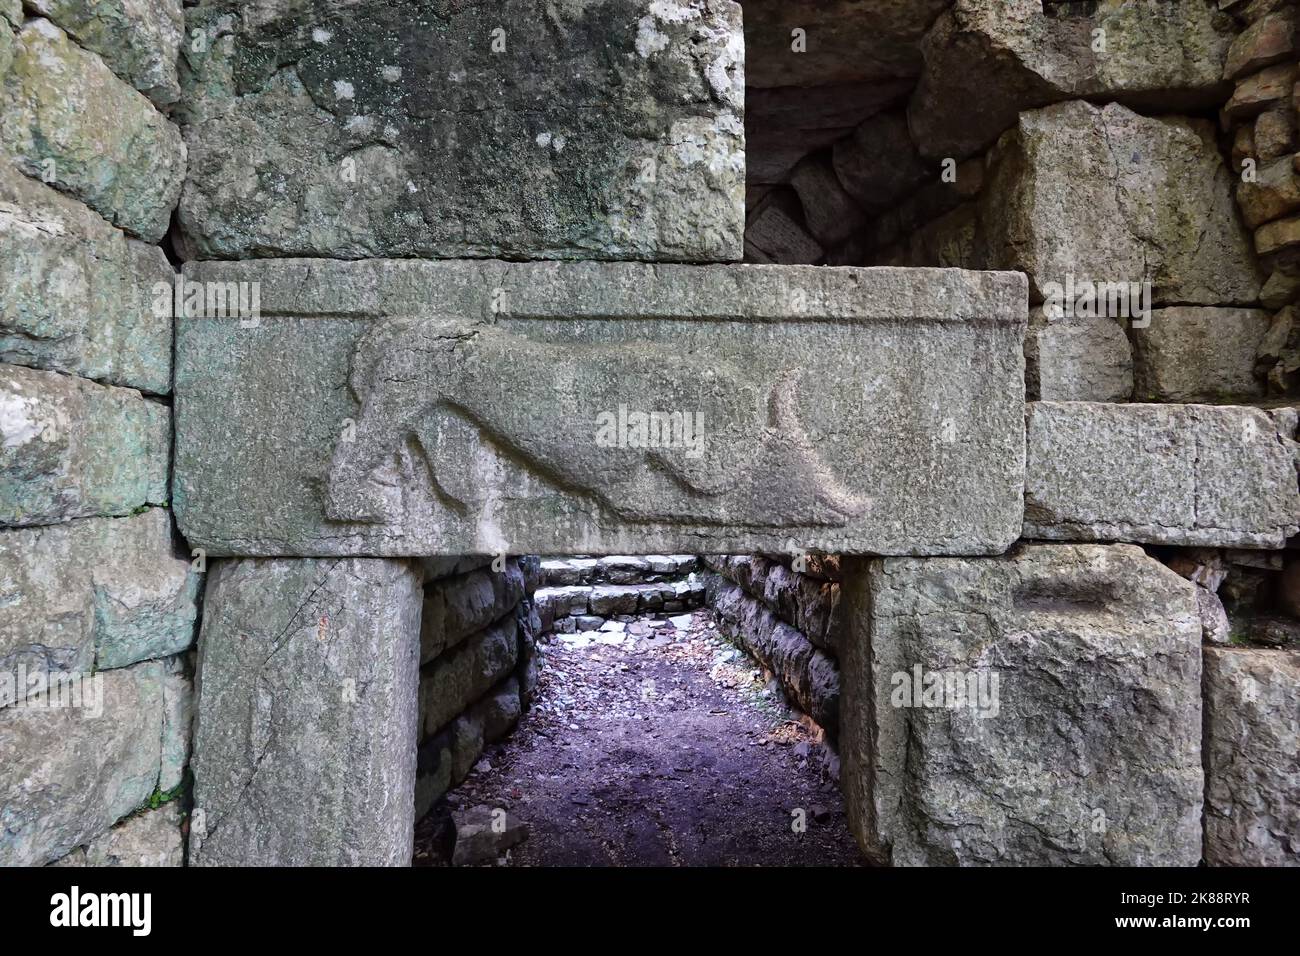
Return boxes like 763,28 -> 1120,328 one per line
411,554 -> 856,867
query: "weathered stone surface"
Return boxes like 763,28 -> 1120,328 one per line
0,364 -> 170,526
831,109 -> 931,212
788,153 -> 868,248
979,102 -> 1260,305
1025,401 -> 1300,548
744,80 -> 913,184
419,615 -> 518,738
707,574 -> 839,731
1224,62 -> 1297,119
0,19 -> 185,242
420,560 -> 525,664
1204,646 -> 1299,865
1237,155 -> 1300,228
1224,8 -> 1295,81
1026,315 -> 1133,403
842,544 -> 1203,866
1131,307 -> 1271,402
741,0 -> 948,90
53,803 -> 184,867
1253,106 -> 1295,161
26,0 -> 185,106
190,557 -> 422,867
174,260 -> 1028,557
0,509 -> 199,697
0,164 -> 173,394
744,204 -> 823,265
701,553 -> 840,652
159,658 -> 191,793
451,803 -> 528,867
0,659 -> 175,866
177,0 -> 743,263
911,0 -> 1235,161
445,675 -> 522,784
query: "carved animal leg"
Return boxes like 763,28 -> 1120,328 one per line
325,396 -> 413,523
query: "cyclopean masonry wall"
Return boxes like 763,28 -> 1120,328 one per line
0,2 -> 197,868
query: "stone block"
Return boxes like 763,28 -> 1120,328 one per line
177,0 -> 742,262
1026,315 -> 1132,403
173,260 -> 1028,557
419,615 -> 518,738
53,802 -> 184,867
841,544 -> 1203,866
1203,646 -> 1299,865
0,164 -> 173,394
1024,401 -> 1300,548
0,658 -> 175,866
190,557 -> 422,867
708,574 -> 839,731
1131,307 -> 1271,402
0,364 -> 170,527
979,101 -> 1260,306
0,18 -> 185,242
0,509 -> 199,699
420,560 -> 525,664
26,0 -> 184,106
910,0 -> 1234,161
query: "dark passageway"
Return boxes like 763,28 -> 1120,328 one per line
414,607 -> 858,867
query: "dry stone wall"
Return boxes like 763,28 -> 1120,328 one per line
0,0 -> 195,868
701,555 -> 841,738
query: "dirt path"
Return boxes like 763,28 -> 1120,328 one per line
414,609 -> 863,867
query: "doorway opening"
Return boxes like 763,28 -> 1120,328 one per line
411,554 -> 857,867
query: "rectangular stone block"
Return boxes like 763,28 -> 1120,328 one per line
0,363 -> 170,526
0,163 -> 174,394
420,560 -> 525,664
0,658 -> 177,866
190,557 -> 422,867
174,260 -> 1028,557
0,18 -> 185,242
1203,646 -> 1300,866
26,0 -> 184,107
1025,401 -> 1300,548
177,0 -> 743,263
419,615 -> 518,738
841,544 -> 1203,866
1131,307 -> 1272,403
0,509 -> 199,701
978,102 -> 1260,306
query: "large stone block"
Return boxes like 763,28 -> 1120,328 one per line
841,544 -> 1203,866
177,0 -> 743,262
174,260 -> 1028,557
0,509 -> 199,699
0,163 -> 174,394
978,101 -> 1260,306
1203,646 -> 1299,866
910,0 -> 1235,161
0,658 -> 176,866
1131,307 -> 1271,402
26,0 -> 184,106
0,19 -> 185,242
1025,314 -> 1133,403
190,557 -> 422,867
1025,401 -> 1300,548
0,364 -> 170,527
